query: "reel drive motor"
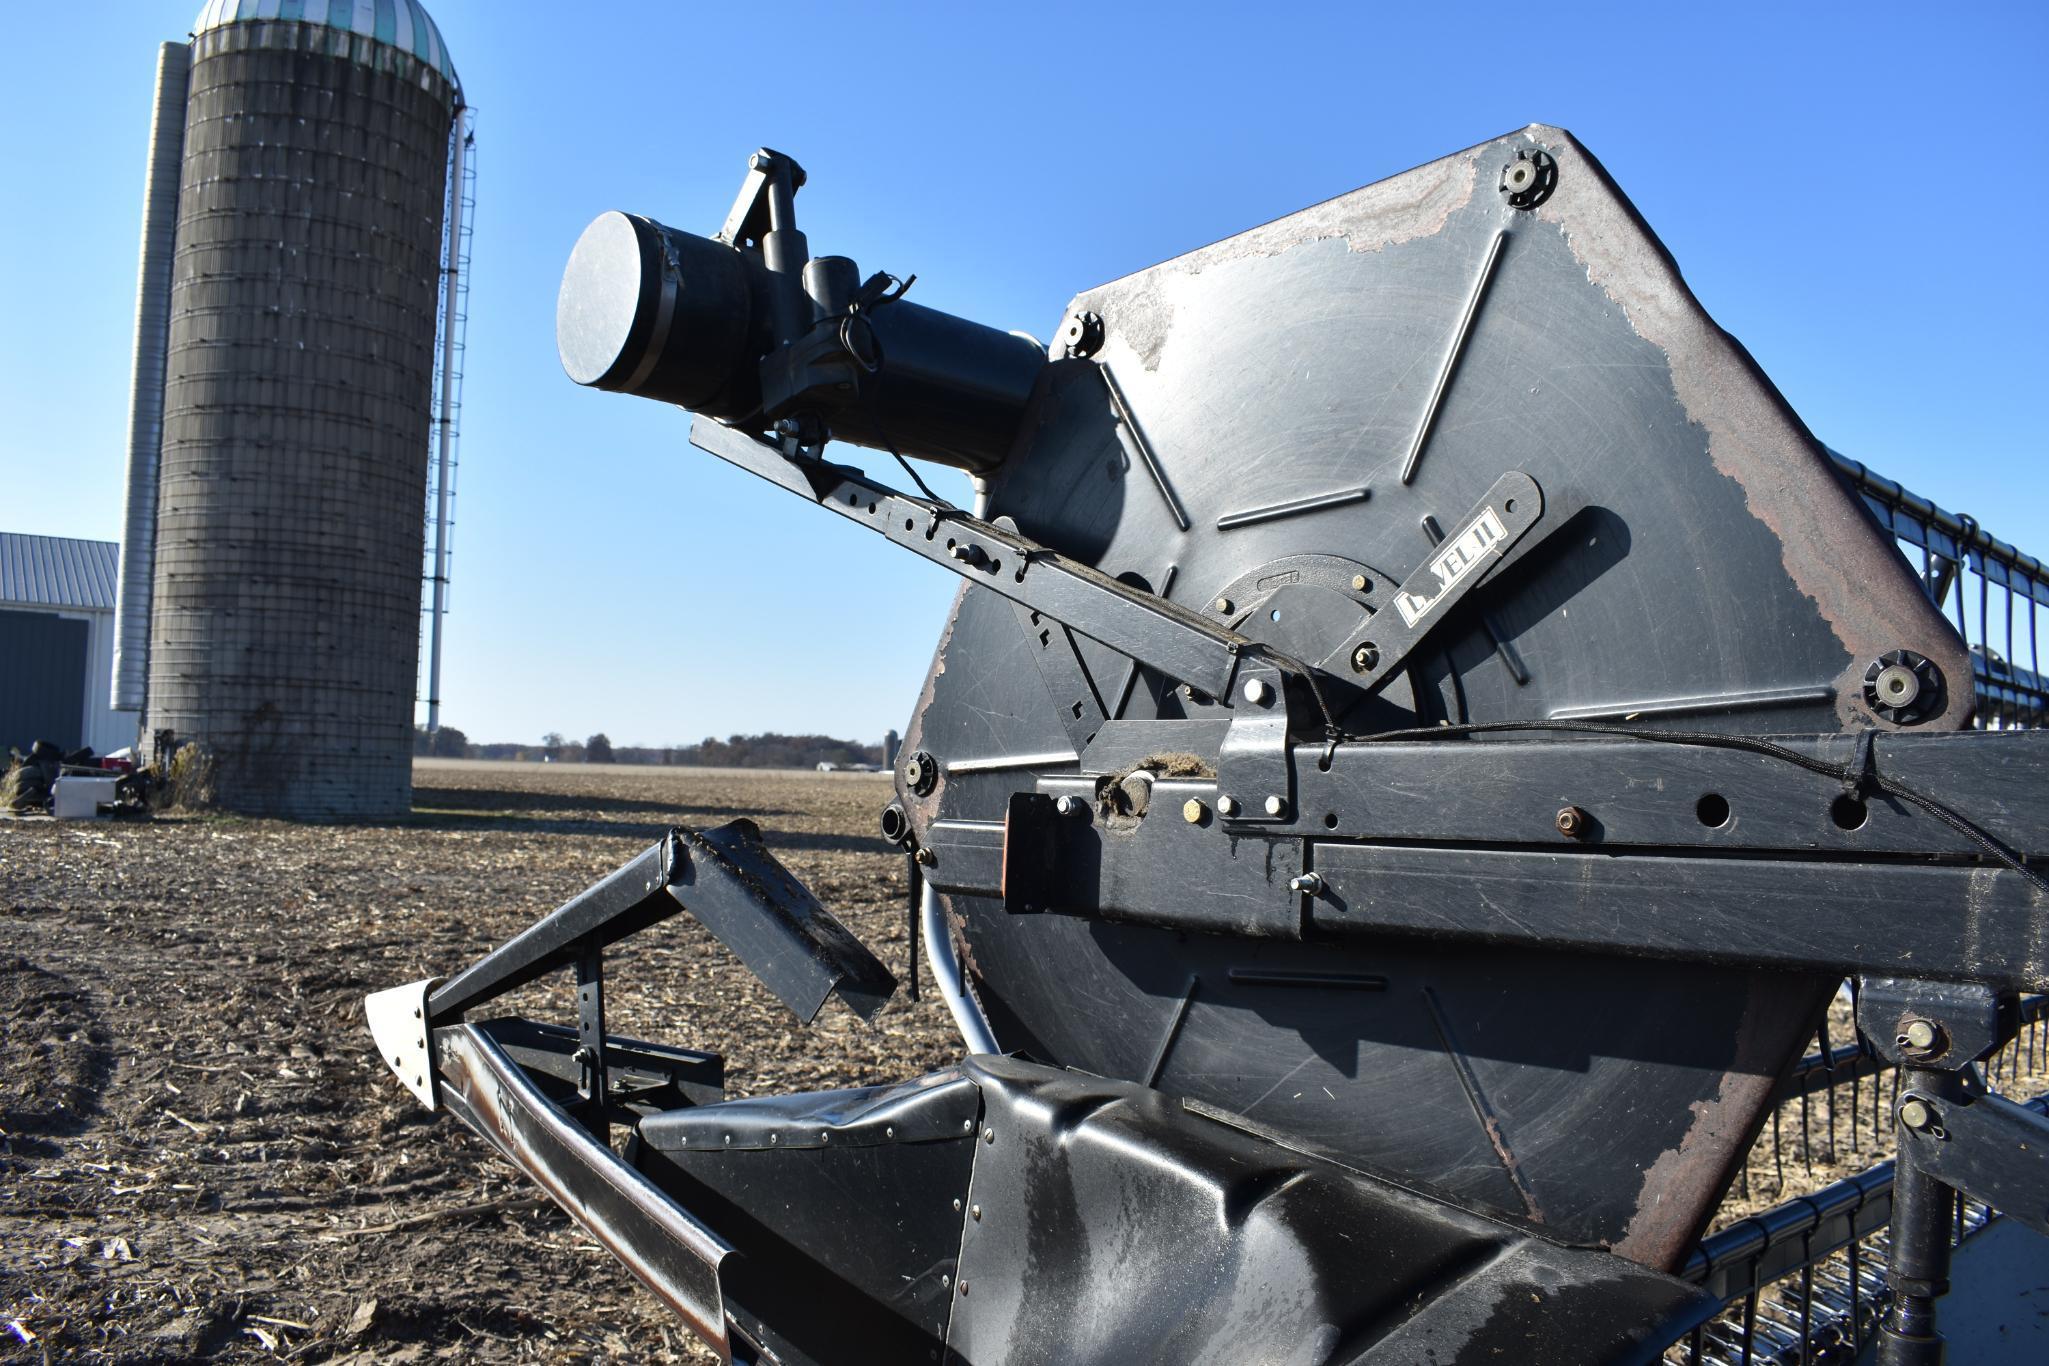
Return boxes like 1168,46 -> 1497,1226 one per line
371,128 -> 2049,1366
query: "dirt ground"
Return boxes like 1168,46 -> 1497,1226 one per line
5,759 -> 2043,1362
1,761 -> 954,1363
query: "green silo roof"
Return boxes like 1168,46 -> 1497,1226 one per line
193,0 -> 459,93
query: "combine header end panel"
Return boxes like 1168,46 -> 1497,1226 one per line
367,126 -> 2049,1366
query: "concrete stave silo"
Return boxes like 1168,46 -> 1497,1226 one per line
138,0 -> 463,818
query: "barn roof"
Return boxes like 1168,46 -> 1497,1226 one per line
0,532 -> 119,612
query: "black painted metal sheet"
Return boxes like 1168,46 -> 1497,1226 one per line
900,125 -> 1971,1267
945,1057 -> 1717,1365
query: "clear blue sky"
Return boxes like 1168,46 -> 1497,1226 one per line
4,1 -> 2044,749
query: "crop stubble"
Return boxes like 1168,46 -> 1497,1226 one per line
7,760 -> 2039,1362
2,760 -> 949,1363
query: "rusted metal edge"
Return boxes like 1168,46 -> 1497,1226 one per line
1527,124 -> 1974,731
435,1023 -> 735,1358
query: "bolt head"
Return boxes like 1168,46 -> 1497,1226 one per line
1214,597 -> 1235,615
1351,643 -> 1380,674
1182,798 -> 1207,824
1264,795 -> 1288,818
1555,805 -> 1589,838
1217,795 -> 1240,817
1055,794 -> 1085,818
1899,1097 -> 1934,1132
1289,872 -> 1324,895
1351,574 -> 1369,592
1244,679 -> 1271,705
970,1204 -> 982,1221
1901,1019 -> 1939,1051
1060,310 -> 1104,358
1876,664 -> 1921,705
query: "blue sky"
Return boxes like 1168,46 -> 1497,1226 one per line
4,1 -> 2044,748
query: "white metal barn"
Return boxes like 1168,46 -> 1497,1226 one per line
0,533 -> 128,757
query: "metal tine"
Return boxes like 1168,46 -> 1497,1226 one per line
1797,1257 -> 1814,1366
1818,1018 -> 1837,1166
2004,578 -> 2015,692
1978,550 -> 1989,676
1952,548 -> 1970,641
1846,1237 -> 1862,1344
1799,1077 -> 1813,1178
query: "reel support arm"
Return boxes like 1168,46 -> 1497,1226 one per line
688,414 -> 1549,709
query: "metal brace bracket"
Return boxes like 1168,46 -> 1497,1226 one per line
1856,977 -> 2013,1069
576,946 -> 609,1139
1896,1079 -> 2049,1238
1216,661 -> 1296,825
365,976 -> 442,1111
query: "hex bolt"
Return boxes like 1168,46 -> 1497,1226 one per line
1182,798 -> 1207,824
1289,872 -> 1324,896
1217,795 -> 1241,818
1555,805 -> 1591,839
1214,597 -> 1235,615
1898,1097 -> 1935,1132
1054,794 -> 1087,818
1351,643 -> 1380,674
916,847 -> 936,866
948,542 -> 988,568
1264,795 -> 1288,818
1244,678 -> 1272,706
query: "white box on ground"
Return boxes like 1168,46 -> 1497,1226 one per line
52,776 -> 121,820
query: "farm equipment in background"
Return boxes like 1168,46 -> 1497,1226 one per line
369,126 -> 2049,1364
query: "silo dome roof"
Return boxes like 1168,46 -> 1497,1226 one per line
193,0 -> 459,92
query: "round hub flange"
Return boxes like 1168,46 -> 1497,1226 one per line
1862,649 -> 1944,725
1197,554 -> 1417,728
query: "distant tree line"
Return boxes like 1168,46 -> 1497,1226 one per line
415,727 -> 883,770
